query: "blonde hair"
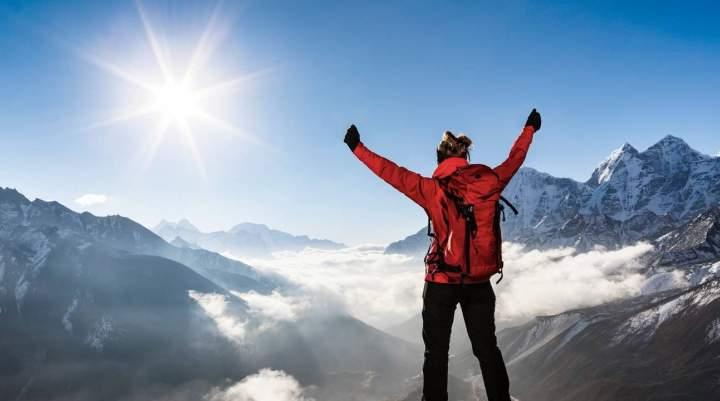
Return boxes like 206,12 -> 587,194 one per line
437,131 -> 472,163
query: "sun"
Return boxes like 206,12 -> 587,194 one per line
152,80 -> 199,121
82,0 -> 267,176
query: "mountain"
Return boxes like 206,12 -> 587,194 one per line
446,278 -> 720,401
0,187 -> 276,294
0,186 -> 422,401
650,206 -> 720,268
154,219 -> 345,258
385,227 -> 429,255
386,136 -> 720,255
0,188 -> 253,400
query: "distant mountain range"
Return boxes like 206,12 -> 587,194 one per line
154,219 -> 345,257
386,135 -> 720,255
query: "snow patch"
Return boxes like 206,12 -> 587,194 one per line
707,319 -> 720,344
613,282 -> 720,344
508,313 -> 583,364
85,315 -> 113,351
15,276 -> 29,312
62,298 -> 79,333
22,231 -> 51,275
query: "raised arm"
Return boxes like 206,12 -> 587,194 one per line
345,125 -> 436,209
493,109 -> 541,188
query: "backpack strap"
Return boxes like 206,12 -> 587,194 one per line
493,196 -> 518,284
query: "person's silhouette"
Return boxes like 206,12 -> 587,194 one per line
344,109 -> 541,401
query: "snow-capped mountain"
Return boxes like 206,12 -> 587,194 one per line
0,187 -> 273,293
450,279 -> 720,401
155,219 -> 345,257
0,187 -> 253,400
387,135 -> 720,254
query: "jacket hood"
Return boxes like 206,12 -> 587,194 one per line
432,157 -> 468,178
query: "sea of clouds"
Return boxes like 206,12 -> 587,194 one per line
216,241 -> 685,330
186,241 -> 687,401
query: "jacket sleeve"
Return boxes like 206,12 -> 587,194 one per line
352,142 -> 436,209
493,126 -> 536,188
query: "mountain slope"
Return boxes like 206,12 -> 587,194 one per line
651,206 -> 720,268
449,279 -> 720,401
0,222 -> 251,400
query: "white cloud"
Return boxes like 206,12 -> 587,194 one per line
231,290 -> 311,322
74,193 -> 109,207
188,290 -> 247,344
495,242 -> 657,324
227,241 -> 687,329
236,246 -> 425,329
206,369 -> 314,401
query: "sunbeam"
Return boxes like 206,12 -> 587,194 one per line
84,0 -> 264,175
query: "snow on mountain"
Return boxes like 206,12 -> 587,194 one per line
707,318 -> 720,344
0,187 -> 273,294
387,135 -> 720,254
450,278 -> 720,401
650,206 -> 720,267
612,279 -> 720,345
154,219 -> 346,257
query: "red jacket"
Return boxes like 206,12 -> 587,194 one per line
353,126 -> 536,284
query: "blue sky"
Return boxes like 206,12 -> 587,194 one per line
1,0 -> 719,245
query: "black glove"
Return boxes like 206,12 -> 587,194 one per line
525,108 -> 541,132
344,124 -> 360,151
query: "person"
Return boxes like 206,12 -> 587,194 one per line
343,109 -> 541,401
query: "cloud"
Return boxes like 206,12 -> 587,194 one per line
231,290 -> 311,322
227,241 -> 688,329
188,290 -> 247,344
236,246 -> 426,329
494,242 -> 657,323
206,369 -> 314,401
74,193 -> 109,207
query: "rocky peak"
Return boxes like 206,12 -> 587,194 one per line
587,142 -> 641,187
0,186 -> 30,205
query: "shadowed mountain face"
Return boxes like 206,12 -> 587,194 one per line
0,187 -> 422,401
446,278 -> 720,401
154,219 -> 345,258
386,136 -> 720,255
0,205 -> 251,400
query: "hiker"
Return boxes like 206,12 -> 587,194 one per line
343,109 -> 541,401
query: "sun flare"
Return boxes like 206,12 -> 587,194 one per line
83,1 -> 266,176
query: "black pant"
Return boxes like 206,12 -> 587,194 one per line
421,281 -> 510,401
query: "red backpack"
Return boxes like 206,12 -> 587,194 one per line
424,164 -> 518,284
